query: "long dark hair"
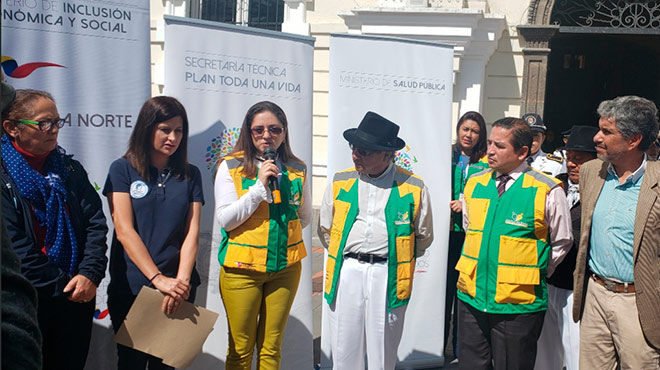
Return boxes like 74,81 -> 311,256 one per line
124,96 -> 190,181
455,111 -> 488,164
223,101 -> 302,178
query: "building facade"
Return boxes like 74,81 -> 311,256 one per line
150,0 -> 660,205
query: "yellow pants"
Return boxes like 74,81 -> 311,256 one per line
220,262 -> 301,370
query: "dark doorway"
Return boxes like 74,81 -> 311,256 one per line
542,32 -> 660,151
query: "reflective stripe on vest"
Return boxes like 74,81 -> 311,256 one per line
218,154 -> 307,273
324,166 -> 423,309
456,167 -> 560,314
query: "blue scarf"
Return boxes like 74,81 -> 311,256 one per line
1,135 -> 78,275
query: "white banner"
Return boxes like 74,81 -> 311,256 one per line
1,1 -> 151,368
163,16 -> 315,369
322,34 -> 454,369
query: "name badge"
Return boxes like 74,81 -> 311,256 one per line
130,180 -> 149,199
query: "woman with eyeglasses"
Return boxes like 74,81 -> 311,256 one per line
445,111 -> 489,359
1,89 -> 108,369
103,96 -> 203,370
214,101 -> 310,369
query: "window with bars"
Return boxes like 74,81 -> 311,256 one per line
190,0 -> 285,31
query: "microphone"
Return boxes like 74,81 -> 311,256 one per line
263,147 -> 281,204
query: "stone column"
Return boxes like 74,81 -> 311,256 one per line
455,56 -> 488,115
282,0 -> 311,35
517,25 -> 558,117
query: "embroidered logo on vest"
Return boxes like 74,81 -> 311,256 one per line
395,211 -> 410,225
505,212 -> 528,227
289,188 -> 301,206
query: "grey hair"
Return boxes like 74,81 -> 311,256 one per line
597,96 -> 659,151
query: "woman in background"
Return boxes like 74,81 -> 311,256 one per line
104,96 -> 203,370
1,89 -> 108,369
215,101 -> 311,369
445,111 -> 488,359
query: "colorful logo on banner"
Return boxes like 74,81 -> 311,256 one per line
395,145 -> 418,173
94,308 -> 109,320
205,127 -> 242,171
1,56 -> 65,78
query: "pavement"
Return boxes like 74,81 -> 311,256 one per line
310,216 -> 458,369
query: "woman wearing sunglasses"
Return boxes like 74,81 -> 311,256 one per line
214,101 -> 310,369
1,89 -> 108,369
445,111 -> 489,359
103,96 -> 203,369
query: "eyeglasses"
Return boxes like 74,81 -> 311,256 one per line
13,119 -> 65,132
250,126 -> 284,136
350,144 -> 378,157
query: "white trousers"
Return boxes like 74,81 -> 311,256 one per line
328,257 -> 407,370
534,285 -> 580,370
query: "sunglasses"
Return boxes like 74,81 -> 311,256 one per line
350,144 -> 378,157
250,126 -> 284,136
13,119 -> 65,132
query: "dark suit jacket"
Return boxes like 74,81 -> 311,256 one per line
548,174 -> 579,290
573,158 -> 660,349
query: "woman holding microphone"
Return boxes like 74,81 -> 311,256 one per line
214,101 -> 310,369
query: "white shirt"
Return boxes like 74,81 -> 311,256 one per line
552,148 -> 568,175
319,163 -> 434,257
529,150 -> 565,177
566,178 -> 580,209
462,162 -> 573,276
214,157 -> 312,231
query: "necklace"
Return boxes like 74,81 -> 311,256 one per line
157,168 -> 171,188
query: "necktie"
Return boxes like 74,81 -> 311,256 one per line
497,174 -> 511,197
526,156 -> 534,165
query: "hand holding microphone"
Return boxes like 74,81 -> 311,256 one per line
262,147 -> 282,204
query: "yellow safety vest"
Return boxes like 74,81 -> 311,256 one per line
456,166 -> 560,313
218,153 -> 307,272
324,166 -> 423,309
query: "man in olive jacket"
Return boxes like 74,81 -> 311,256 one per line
573,96 -> 660,369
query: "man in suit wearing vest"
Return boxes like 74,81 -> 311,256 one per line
318,112 -> 434,370
456,117 -> 573,369
573,96 -> 660,369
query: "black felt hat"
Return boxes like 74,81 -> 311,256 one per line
343,111 -> 406,151
564,125 -> 598,153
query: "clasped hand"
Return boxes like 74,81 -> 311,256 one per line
152,275 -> 190,315
449,200 -> 463,213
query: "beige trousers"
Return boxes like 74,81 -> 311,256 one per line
579,277 -> 660,370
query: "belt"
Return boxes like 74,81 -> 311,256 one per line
345,252 -> 387,264
591,273 -> 635,293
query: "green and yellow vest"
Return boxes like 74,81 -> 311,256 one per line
218,153 -> 307,273
455,167 -> 561,314
324,166 -> 423,309
451,151 -> 489,232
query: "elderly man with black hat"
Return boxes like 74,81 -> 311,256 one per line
523,113 -> 566,177
318,111 -> 433,370
534,125 -> 598,370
